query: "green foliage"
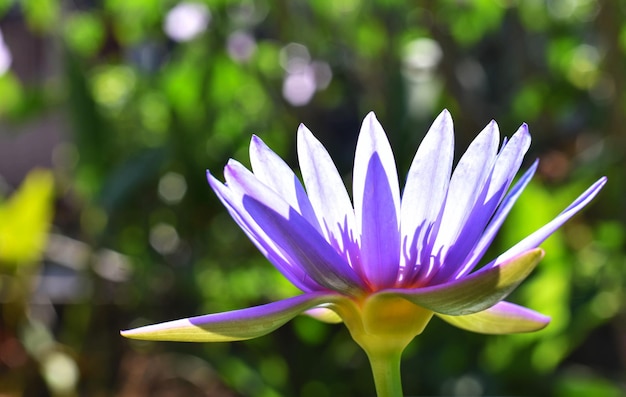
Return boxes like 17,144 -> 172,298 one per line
63,12 -> 106,57
0,73 -> 24,118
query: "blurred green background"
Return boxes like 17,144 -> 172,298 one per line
0,0 -> 624,396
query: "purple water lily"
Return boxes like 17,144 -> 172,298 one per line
122,110 -> 606,396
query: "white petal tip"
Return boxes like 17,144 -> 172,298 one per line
438,108 -> 452,120
120,318 -> 193,340
297,123 -> 312,137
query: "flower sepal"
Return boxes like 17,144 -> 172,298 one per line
387,248 -> 545,316
437,301 -> 550,334
120,292 -> 339,342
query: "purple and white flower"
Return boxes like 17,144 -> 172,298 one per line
122,110 -> 605,393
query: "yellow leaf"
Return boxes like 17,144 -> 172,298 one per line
0,169 -> 54,266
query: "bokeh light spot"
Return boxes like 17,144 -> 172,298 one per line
282,68 -> 316,106
227,31 -> 257,63
91,66 -> 136,109
0,28 -> 12,75
149,223 -> 180,255
41,351 -> 79,395
158,172 -> 187,205
164,2 -> 211,42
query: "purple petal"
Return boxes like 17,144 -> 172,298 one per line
121,292 -> 339,342
208,171 -> 321,292
297,124 -> 358,266
249,135 -> 322,233
486,124 -> 531,199
385,248 -> 544,315
489,176 -> 607,268
432,124 -> 531,282
452,161 -> 539,280
224,161 -> 367,293
437,301 -> 550,334
400,110 -> 453,275
353,112 -> 401,289
434,120 -> 500,267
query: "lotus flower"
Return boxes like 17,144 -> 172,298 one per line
122,111 -> 606,396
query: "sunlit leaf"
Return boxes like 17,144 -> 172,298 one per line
0,169 -> 54,266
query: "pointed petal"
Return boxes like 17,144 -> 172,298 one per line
249,135 -> 321,232
401,110 -> 454,268
432,126 -> 533,282
297,124 -> 357,260
353,112 -> 401,288
385,248 -> 544,315
434,120 -> 500,261
480,124 -> 531,209
452,161 -> 539,280
207,171 -> 320,291
491,176 -> 607,267
437,301 -> 550,334
121,293 -> 337,342
225,161 -> 366,293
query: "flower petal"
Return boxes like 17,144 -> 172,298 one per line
484,124 -> 531,207
353,112 -> 401,288
452,160 -> 539,280
249,135 -> 321,232
297,124 -> 358,263
432,120 -> 500,276
385,248 -> 544,315
436,301 -> 550,334
225,161 -> 367,293
489,176 -> 607,267
432,126 -> 532,282
400,109 -> 453,273
121,293 -> 337,342
208,171 -> 320,292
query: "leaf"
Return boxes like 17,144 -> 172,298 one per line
0,169 -> 54,266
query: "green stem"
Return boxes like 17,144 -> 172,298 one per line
367,350 -> 404,397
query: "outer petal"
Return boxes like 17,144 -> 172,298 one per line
489,176 -> 607,267
437,301 -> 550,334
384,248 -> 544,315
208,171 -> 320,292
224,161 -> 367,293
353,112 -> 401,288
249,135 -> 321,233
121,292 -> 338,342
452,160 -> 538,280
297,124 -> 358,263
400,110 -> 453,272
